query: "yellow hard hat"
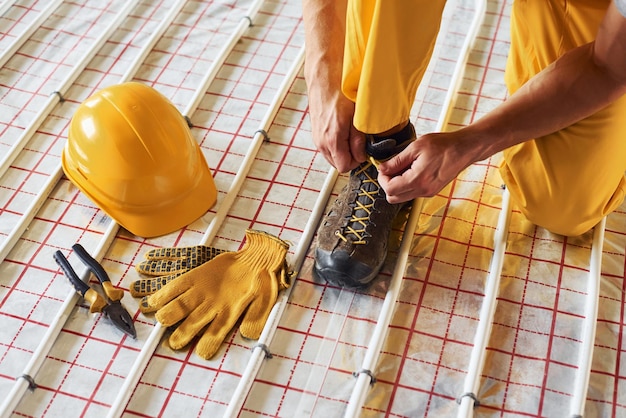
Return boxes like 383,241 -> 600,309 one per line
62,82 -> 217,238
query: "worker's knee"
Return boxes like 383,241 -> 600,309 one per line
519,203 -> 598,237
508,181 -> 625,237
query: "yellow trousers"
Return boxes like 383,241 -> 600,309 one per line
343,0 -> 626,236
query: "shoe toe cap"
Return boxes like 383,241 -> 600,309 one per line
314,248 -> 377,288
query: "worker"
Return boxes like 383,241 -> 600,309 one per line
303,0 -> 626,288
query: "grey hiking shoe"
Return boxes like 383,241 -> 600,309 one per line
314,122 -> 416,288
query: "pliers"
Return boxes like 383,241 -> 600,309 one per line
53,244 -> 137,339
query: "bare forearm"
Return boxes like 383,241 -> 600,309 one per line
302,0 -> 366,172
466,41 -> 626,162
302,0 -> 347,91
378,2 -> 626,203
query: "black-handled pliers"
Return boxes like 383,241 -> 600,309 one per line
53,244 -> 137,339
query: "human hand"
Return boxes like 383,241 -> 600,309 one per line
302,0 -> 366,173
377,131 -> 476,203
306,80 -> 366,173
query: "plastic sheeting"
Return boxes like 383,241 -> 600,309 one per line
1,0 -> 625,417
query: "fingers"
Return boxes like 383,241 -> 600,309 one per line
317,128 -> 366,173
193,311 -> 241,359
130,273 -> 180,297
378,153 -> 447,203
136,258 -> 178,276
136,251 -> 184,276
168,304 -> 218,352
147,277 -> 195,313
308,89 -> 364,172
377,142 -> 416,176
239,273 -> 279,339
153,288 -> 205,328
194,295 -> 254,359
130,276 -> 165,297
139,296 -> 157,314
136,246 -> 228,276
377,145 -> 425,204
378,171 -> 419,204
141,246 -> 194,262
321,140 -> 358,173
349,126 -> 367,165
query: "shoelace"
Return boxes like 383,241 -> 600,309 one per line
335,161 -> 380,245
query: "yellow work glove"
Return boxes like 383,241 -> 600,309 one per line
143,229 -> 292,359
130,245 -> 228,311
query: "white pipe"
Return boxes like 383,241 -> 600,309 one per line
119,0 -> 188,83
200,48 -> 305,247
0,0 -> 139,180
0,169 -> 63,264
0,1 -> 16,18
223,168 -> 339,418
344,198 -> 425,418
0,0 -> 186,266
0,2 -> 185,415
569,216 -> 606,418
0,222 -> 120,417
183,0 -> 265,119
344,0 -> 487,416
456,188 -> 512,417
105,44 -> 305,418
437,0 -> 486,133
0,0 -> 63,68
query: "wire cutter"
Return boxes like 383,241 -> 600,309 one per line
53,244 -> 137,339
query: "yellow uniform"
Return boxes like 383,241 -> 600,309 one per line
501,0 -> 626,236
341,0 -> 626,236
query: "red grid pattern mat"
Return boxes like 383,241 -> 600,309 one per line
1,0 -> 625,417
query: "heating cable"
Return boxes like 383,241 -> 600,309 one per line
0,1 -> 189,414
0,0 -> 63,68
105,11 -> 306,418
343,0 -> 487,415
0,0 -> 140,264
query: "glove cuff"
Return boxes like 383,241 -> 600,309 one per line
238,229 -> 290,273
